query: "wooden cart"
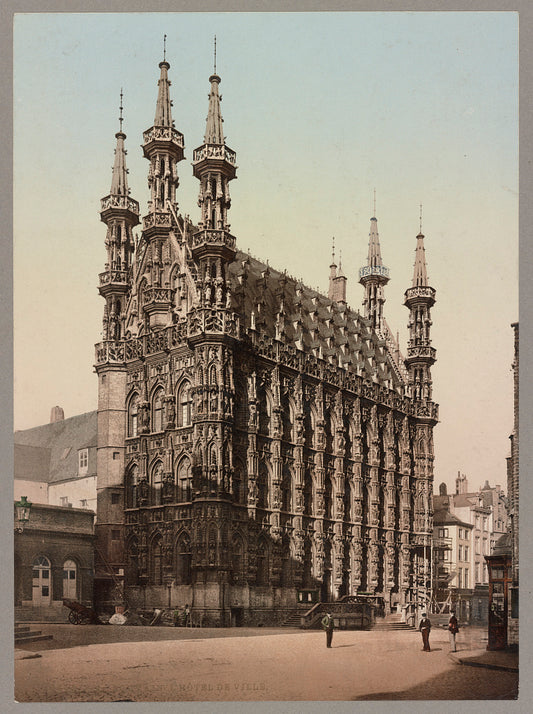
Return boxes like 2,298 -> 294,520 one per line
62,599 -> 100,624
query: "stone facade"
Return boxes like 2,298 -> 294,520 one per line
94,56 -> 438,623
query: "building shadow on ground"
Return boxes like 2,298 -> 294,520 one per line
351,666 -> 518,700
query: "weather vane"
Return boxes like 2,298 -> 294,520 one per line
214,35 -> 217,74
163,34 -> 167,62
119,89 -> 123,132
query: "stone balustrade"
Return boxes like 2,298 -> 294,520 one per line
193,144 -> 237,165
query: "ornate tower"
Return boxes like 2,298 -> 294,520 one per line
191,63 -> 237,308
95,95 -> 140,604
188,57 -> 239,622
404,228 -> 436,404
359,215 -> 389,331
141,54 -> 185,328
404,222 -> 438,609
328,239 -> 347,305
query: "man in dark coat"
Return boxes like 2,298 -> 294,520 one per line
448,611 -> 459,652
322,612 -> 334,648
419,612 -> 432,651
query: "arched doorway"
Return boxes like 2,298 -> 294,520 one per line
32,555 -> 51,606
62,559 -> 77,600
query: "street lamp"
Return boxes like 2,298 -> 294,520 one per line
14,496 -> 32,533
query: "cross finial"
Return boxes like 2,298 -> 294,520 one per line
119,88 -> 124,132
339,249 -> 343,269
163,34 -> 167,61
419,203 -> 423,233
332,236 -> 335,263
214,35 -> 217,74
373,188 -> 377,217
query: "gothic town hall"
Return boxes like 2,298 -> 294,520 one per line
94,54 -> 438,625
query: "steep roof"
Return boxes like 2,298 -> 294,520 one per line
14,444 -> 51,482
227,251 -> 405,390
433,508 -> 473,528
14,411 -> 97,484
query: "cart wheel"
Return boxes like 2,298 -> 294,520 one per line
68,611 -> 81,624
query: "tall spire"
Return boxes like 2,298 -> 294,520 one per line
109,90 -> 129,196
359,212 -> 389,331
99,91 -> 140,341
142,53 -> 184,215
412,230 -> 429,287
328,237 -> 338,300
154,38 -> 173,127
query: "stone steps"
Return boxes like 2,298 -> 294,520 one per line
281,610 -> 305,627
373,613 -> 414,631
15,606 -> 70,624
14,625 -> 53,645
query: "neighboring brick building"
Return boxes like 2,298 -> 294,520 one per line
14,503 -> 95,620
14,408 -> 98,620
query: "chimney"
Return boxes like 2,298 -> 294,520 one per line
50,406 -> 65,423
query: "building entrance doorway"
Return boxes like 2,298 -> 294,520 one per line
321,570 -> 332,603
63,559 -> 77,600
32,555 -> 51,606
230,607 -> 244,627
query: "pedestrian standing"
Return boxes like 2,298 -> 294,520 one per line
419,612 -> 432,651
321,612 -> 334,648
448,611 -> 459,652
184,603 -> 191,627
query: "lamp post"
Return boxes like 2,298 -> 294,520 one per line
14,496 -> 32,533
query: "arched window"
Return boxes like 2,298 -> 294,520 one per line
62,559 -> 77,600
177,381 -> 192,427
256,539 -> 269,586
257,465 -> 268,509
324,472 -> 333,520
126,464 -> 139,508
231,534 -> 244,583
304,406 -> 314,448
151,461 -> 164,506
304,468 -> 313,516
344,479 -> 352,522
281,539 -> 292,587
209,364 -> 217,385
233,462 -> 244,504
32,555 -> 51,606
258,390 -> 273,436
282,465 -> 292,513
128,393 -> 139,437
150,535 -> 163,585
282,402 -> 294,442
302,538 -> 313,588
126,538 -> 139,587
177,457 -> 192,503
175,533 -> 192,584
208,443 -> 217,468
152,388 -> 164,433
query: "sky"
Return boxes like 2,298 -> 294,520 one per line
13,11 -> 518,495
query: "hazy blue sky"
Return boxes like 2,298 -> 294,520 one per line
13,11 -> 518,493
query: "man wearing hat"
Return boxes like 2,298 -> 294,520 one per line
448,611 -> 459,652
321,612 -> 334,648
419,612 -> 432,651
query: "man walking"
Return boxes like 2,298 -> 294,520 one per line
419,612 -> 432,651
448,611 -> 459,652
322,612 -> 334,648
